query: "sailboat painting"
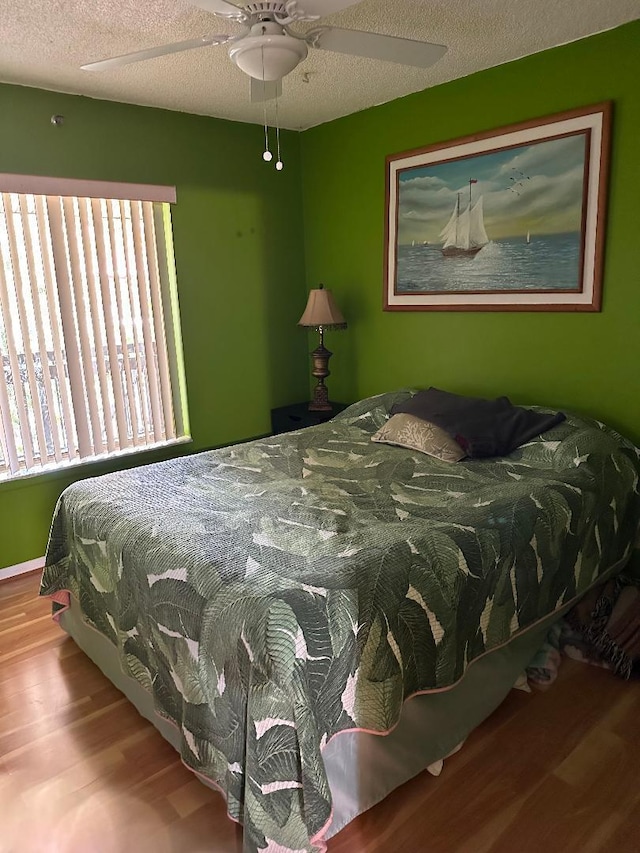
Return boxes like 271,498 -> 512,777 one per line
384,103 -> 611,311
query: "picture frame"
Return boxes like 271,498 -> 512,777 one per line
384,102 -> 612,312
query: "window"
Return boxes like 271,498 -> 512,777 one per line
0,175 -> 189,480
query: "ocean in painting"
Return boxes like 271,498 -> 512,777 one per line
396,232 -> 581,293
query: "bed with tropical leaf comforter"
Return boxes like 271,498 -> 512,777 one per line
40,391 -> 640,852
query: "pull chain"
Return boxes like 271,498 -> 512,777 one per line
263,116 -> 272,162
275,91 -> 283,171
261,46 -> 273,162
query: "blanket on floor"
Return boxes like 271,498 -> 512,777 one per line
566,576 -> 640,679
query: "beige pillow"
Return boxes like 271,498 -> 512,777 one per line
371,413 -> 465,462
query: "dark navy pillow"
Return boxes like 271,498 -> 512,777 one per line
391,387 -> 565,458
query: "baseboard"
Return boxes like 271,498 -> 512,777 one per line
0,557 -> 45,582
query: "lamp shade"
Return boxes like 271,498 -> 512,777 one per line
298,285 -> 347,329
228,34 -> 308,81
228,23 -> 308,81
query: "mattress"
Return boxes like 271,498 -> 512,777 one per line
40,390 -> 640,852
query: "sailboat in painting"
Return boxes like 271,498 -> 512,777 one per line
440,179 -> 489,257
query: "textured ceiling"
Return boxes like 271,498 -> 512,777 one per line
0,0 -> 638,131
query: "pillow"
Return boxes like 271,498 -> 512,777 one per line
391,387 -> 512,424
371,413 -> 465,462
391,387 -> 565,458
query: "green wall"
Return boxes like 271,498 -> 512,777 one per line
0,83 -> 308,567
2,21 -> 639,568
300,21 -> 640,445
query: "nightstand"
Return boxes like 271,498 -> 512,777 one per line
270,402 -> 349,435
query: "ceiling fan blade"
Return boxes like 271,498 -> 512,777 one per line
251,77 -> 283,103
295,0 -> 363,15
308,27 -> 447,68
191,0 -> 247,18
81,35 -> 231,72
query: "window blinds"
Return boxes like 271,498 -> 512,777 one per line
0,186 -> 187,478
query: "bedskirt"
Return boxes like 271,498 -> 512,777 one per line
59,594 -> 564,841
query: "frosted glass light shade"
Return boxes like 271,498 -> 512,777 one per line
228,35 -> 308,81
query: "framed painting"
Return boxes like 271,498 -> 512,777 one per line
384,102 -> 612,311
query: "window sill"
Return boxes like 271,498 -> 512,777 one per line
0,435 -> 193,492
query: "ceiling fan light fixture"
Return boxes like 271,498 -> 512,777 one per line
228,33 -> 308,81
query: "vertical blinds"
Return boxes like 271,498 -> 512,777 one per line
0,188 -> 187,478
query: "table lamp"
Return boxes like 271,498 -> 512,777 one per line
298,284 -> 347,411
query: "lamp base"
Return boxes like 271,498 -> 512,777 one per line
308,342 -> 333,412
308,388 -> 333,412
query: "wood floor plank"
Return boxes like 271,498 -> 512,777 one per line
2,573 -> 640,852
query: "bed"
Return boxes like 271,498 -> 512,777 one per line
40,390 -> 640,852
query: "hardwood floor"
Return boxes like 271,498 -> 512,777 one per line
2,572 -> 640,853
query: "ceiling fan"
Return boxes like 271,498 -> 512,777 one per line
81,0 -> 448,103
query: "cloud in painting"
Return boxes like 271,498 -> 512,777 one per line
496,136 -> 585,180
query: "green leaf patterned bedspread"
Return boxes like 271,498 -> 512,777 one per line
40,392 -> 640,852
